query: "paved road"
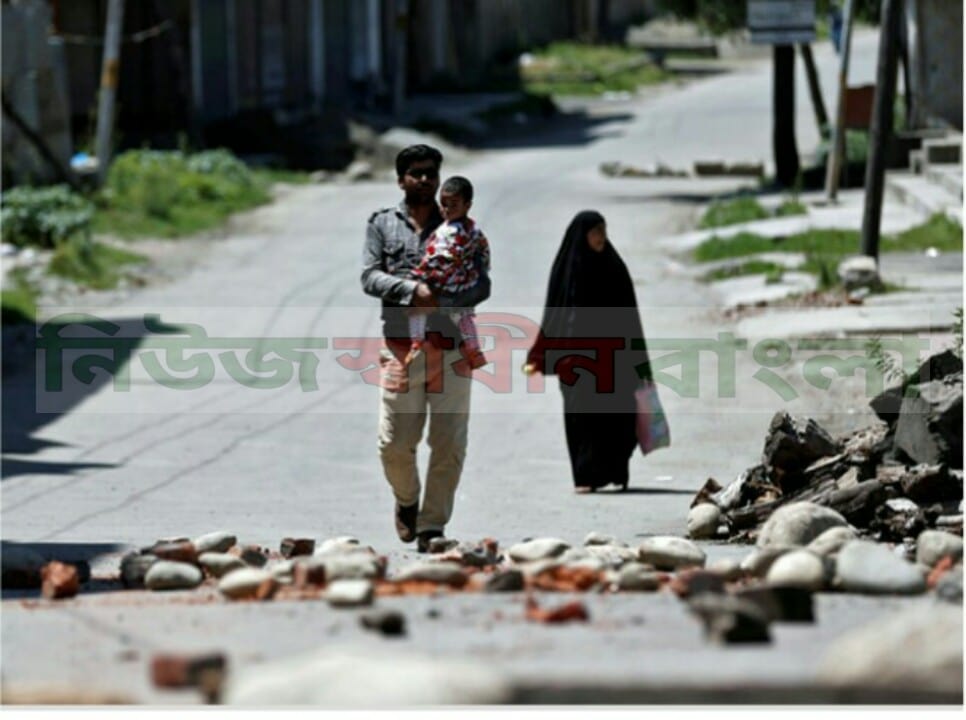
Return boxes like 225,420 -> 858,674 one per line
3,31 -> 954,704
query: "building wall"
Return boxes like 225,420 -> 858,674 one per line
2,0 -> 72,185
907,0 -> 962,130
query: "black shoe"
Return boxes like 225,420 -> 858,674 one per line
395,502 -> 418,543
416,529 -> 443,553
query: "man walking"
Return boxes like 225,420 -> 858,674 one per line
361,144 -> 490,552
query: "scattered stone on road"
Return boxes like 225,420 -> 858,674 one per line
280,538 -> 315,558
151,652 -> 227,692
40,561 -> 80,599
756,502 -> 849,548
637,536 -> 706,570
120,553 -> 157,589
806,526 -> 857,557
740,546 -> 794,578
223,647 -> 512,704
315,537 -> 362,555
217,568 -> 277,600
614,563 -> 663,592
817,605 -> 963,693
765,550 -> 827,591
687,594 -> 771,644
584,531 -> 622,546
687,504 -> 722,539
325,579 -> 374,607
147,541 -> 199,565
935,565 -> 963,603
834,541 -> 927,595
734,585 -> 815,623
145,561 -> 204,591
915,529 -> 964,567
192,532 -> 237,555
394,561 -> 467,587
484,569 -> 525,593
360,609 -> 407,637
198,553 -> 245,579
239,546 -> 270,568
507,538 -> 570,563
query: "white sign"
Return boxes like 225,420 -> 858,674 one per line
747,0 -> 816,44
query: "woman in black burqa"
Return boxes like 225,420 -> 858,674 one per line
526,210 -> 652,493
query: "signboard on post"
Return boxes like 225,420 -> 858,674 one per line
748,0 -> 816,44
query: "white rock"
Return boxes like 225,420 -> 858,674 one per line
308,554 -> 382,581
837,255 -> 879,290
393,562 -> 464,585
270,560 -> 295,583
583,532 -> 622,546
806,526 -> 857,557
315,537 -> 362,555
325,579 -> 374,607
218,568 -> 275,599
687,504 -> 722,539
835,541 -> 927,595
756,502 -> 849,548
507,538 -> 570,563
916,530 -> 964,567
198,552 -> 245,578
145,561 -> 203,591
192,531 -> 237,554
740,546 -> 794,577
707,558 -> 744,582
583,544 -> 637,567
817,605 -> 963,693
766,550 -> 827,590
616,562 -> 663,591
224,646 -> 512,705
637,536 -> 706,570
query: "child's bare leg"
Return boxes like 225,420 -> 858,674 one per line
406,312 -> 427,366
455,311 -> 487,369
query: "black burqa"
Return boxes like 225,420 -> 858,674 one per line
528,211 -> 652,490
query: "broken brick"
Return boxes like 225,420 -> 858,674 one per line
40,561 -> 80,600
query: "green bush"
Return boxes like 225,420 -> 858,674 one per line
98,148 -> 270,238
1,185 -> 94,248
699,196 -> 769,229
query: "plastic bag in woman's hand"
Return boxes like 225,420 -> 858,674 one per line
636,380 -> 670,455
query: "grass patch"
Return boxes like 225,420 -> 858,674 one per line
775,198 -> 808,217
48,238 -> 147,290
699,195 -> 809,229
1,268 -> 38,325
695,214 -> 963,289
701,260 -> 787,283
886,213 -> 963,252
699,197 -> 769,228
520,42 -> 669,96
93,149 -> 272,239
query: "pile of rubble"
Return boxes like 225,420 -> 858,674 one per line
689,349 -> 963,546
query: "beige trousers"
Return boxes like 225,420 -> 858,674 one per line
378,342 -> 472,534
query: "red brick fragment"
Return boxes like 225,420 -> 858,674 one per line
927,555 -> 957,588
150,542 -> 198,564
40,561 -> 80,600
150,653 -> 226,689
530,566 -> 602,592
293,562 -> 326,588
525,596 -> 589,624
280,538 -> 315,558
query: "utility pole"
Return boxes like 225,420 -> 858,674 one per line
393,0 -> 409,118
861,0 -> 903,260
824,0 -> 855,202
94,0 -> 124,185
800,44 -> 829,138
773,44 -> 799,188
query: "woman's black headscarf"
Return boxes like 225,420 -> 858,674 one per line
529,210 -> 651,381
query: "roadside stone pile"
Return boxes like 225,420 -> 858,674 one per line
689,349 -> 963,548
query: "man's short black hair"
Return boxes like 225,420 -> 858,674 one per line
441,175 -> 473,202
395,144 -> 443,178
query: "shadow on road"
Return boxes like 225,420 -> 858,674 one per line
2,316 -> 154,480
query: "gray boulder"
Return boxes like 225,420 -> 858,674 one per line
835,541 -> 926,595
817,605 -> 962,694
756,502 -> 849,548
224,647 -> 513,705
915,530 -> 964,567
894,374 -> 963,469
